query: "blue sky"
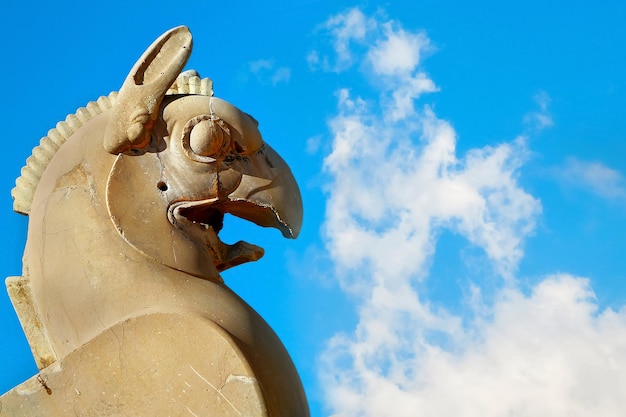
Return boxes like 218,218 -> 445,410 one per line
1,1 -> 626,416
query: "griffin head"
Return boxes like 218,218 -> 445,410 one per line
105,26 -> 302,281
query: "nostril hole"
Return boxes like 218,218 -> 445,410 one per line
234,141 -> 244,153
157,181 -> 168,192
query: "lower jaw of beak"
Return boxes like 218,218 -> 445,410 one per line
168,200 -> 265,273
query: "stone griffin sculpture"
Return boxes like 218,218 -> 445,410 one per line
0,26 -> 308,416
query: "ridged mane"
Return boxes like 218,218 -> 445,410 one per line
12,74 -> 213,215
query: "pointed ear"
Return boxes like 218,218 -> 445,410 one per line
104,26 -> 192,154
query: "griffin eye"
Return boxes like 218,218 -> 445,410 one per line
182,114 -> 231,163
181,115 -> 231,163
190,119 -> 224,156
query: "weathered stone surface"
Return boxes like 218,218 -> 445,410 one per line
1,314 -> 266,416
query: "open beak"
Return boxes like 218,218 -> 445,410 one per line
169,143 -> 302,272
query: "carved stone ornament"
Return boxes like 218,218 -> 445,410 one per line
0,26 -> 308,417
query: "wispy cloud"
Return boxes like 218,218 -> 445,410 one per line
322,8 -> 369,71
555,157 -> 626,201
306,135 -> 323,155
524,90 -> 553,131
315,8 -> 626,417
248,59 -> 291,85
308,8 -> 375,72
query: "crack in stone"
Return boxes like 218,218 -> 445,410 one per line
189,365 -> 241,416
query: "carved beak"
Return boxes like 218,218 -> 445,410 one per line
225,143 -> 303,240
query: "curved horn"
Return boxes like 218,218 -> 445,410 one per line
104,26 -> 193,154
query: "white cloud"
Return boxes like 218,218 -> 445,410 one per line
524,91 -> 553,130
556,157 -> 626,201
315,8 -> 626,417
387,73 -> 438,121
270,66 -> 291,84
320,8 -> 371,71
306,50 -> 320,69
321,275 -> 626,417
306,135 -> 323,154
249,59 -> 273,73
248,58 -> 291,85
367,23 -> 430,76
